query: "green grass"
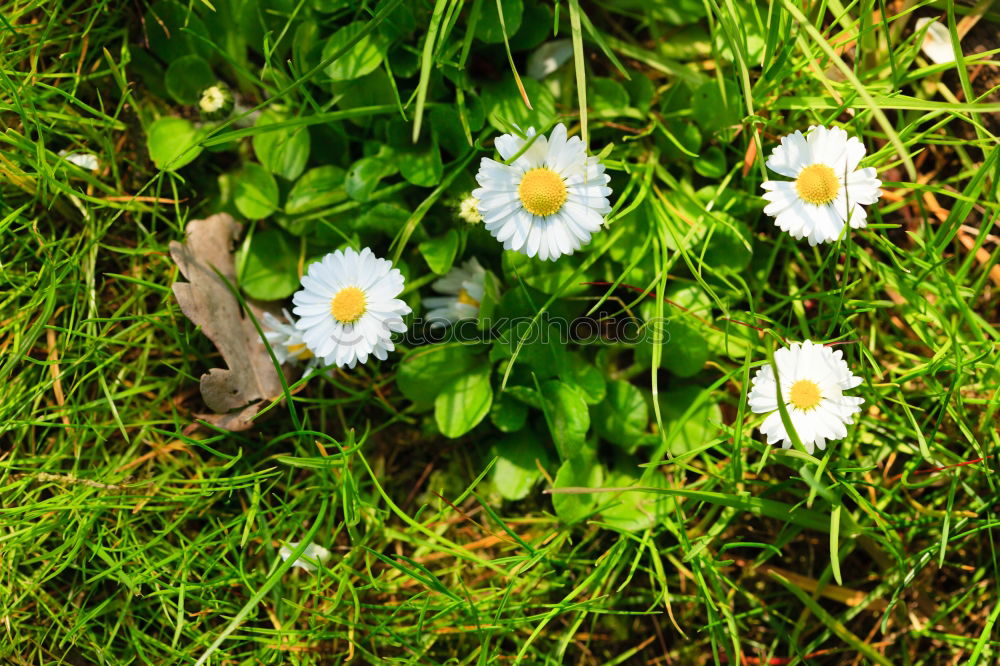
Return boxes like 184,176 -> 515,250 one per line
2,0 -> 999,664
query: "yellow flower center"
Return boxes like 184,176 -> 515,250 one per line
795,164 -> 840,205
789,379 -> 822,411
330,286 -> 366,323
287,342 -> 313,361
518,167 -> 567,217
456,288 -> 480,307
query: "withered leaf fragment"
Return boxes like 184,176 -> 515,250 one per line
170,214 -> 286,431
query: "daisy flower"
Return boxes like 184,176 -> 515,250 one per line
198,82 -> 234,120
747,340 -> 865,454
472,123 -> 612,261
292,247 -> 410,369
423,258 -> 486,328
279,541 -> 331,573
261,309 -> 320,368
761,126 -> 882,246
457,194 -> 483,224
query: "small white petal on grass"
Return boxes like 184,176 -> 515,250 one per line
279,541 -> 331,573
915,18 -> 958,65
59,150 -> 100,171
527,40 -> 574,80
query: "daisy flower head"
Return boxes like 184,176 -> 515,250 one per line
457,194 -> 483,224
747,340 -> 865,454
761,125 -> 881,246
423,258 -> 486,328
262,309 -> 320,368
292,247 -> 411,369
472,123 -> 612,261
198,82 -> 234,120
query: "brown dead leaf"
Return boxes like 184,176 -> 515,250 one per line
170,213 -> 285,431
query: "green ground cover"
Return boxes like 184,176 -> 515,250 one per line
1,0 -> 999,663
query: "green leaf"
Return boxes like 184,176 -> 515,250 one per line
567,358 -> 606,405
435,367 -> 493,438
431,106 -> 474,156
691,79 -> 740,134
396,343 -> 486,409
253,110 -> 311,181
418,230 -> 459,275
292,21 -> 322,73
239,228 -> 300,300
508,0 -> 551,51
591,77 -> 629,114
551,455 -> 603,524
502,250 -> 587,296
693,144 -> 726,179
593,381 -> 648,451
490,392 -> 528,433
482,77 -> 556,133
663,319 -> 708,378
147,117 -> 204,171
599,470 -> 674,532
660,385 -> 722,455
492,430 -> 548,500
355,202 -> 409,235
636,304 -> 710,378
504,385 -> 539,406
145,0 -> 211,62
345,156 -> 395,202
399,139 -> 443,187
323,22 -> 384,81
333,70 -> 396,120
702,214 -> 752,274
376,0 -> 416,42
285,166 -> 347,216
623,72 -> 655,113
164,55 -> 215,105
658,25 -> 712,60
476,270 -> 501,329
540,380 -> 589,460
475,0 -> 523,44
233,163 -> 280,220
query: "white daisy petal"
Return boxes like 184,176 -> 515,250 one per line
279,541 -> 331,574
474,123 -> 612,261
422,258 -> 487,328
292,247 -> 411,368
261,310 -> 322,368
747,340 -> 865,451
761,126 -> 881,245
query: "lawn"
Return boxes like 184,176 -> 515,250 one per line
1,0 -> 999,664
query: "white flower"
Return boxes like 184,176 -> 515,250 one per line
59,150 -> 100,171
747,340 -> 865,454
458,195 -> 483,224
261,309 -> 320,368
915,18 -> 957,65
292,247 -> 410,369
527,39 -> 574,80
279,541 -> 331,573
423,258 -> 486,328
761,126 -> 882,246
472,123 -> 612,261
